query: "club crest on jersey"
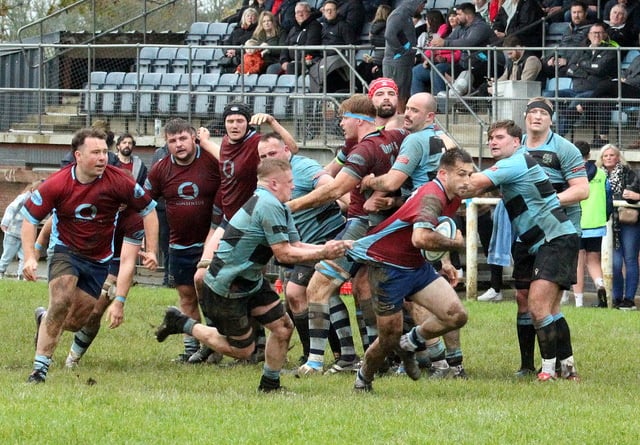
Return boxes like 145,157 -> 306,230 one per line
74,203 -> 98,220
222,160 -> 235,178
542,153 -> 554,165
178,182 -> 200,200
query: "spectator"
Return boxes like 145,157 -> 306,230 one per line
541,1 -> 593,80
224,0 -> 268,24
279,1 -> 323,75
419,10 -> 459,66
222,7 -> 259,70
603,0 -> 640,26
274,0 -> 302,33
474,0 -> 491,22
413,10 -> 427,52
235,39 -> 265,74
309,0 -> 358,93
336,0 -> 366,39
580,53 -> 640,147
412,2 -> 493,97
597,144 -> 640,310
319,0 -> 357,45
383,0 -> 427,113
486,34 -> 543,95
0,181 -> 42,280
492,0 -> 544,48
356,4 -> 391,85
253,11 -> 286,74
543,22 -> 617,137
571,140 -> 611,308
605,4 -> 638,47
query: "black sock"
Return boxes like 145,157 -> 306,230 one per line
292,310 -> 311,360
517,314 -> 536,371
536,320 -> 558,361
554,316 -> 573,361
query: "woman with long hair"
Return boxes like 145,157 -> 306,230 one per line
597,144 -> 640,309
253,11 -> 285,73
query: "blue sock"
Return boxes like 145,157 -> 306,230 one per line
262,364 -> 280,380
33,354 -> 51,376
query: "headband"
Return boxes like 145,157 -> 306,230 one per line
368,77 -> 399,99
343,112 -> 376,123
525,101 -> 553,116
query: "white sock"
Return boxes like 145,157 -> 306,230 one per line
595,278 -> 605,288
575,294 -> 583,307
541,358 -> 556,375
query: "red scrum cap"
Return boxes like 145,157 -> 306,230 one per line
368,77 -> 398,99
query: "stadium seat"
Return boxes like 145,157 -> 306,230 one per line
192,47 -> 218,74
622,49 -> 640,71
157,73 -> 182,115
100,71 -> 127,115
202,22 -> 229,46
272,74 -> 298,120
185,22 -> 210,45
359,21 -> 371,44
138,46 -> 160,73
138,73 -> 163,116
119,72 -> 140,115
543,77 -> 573,96
212,73 -> 239,117
153,47 -> 179,73
176,73 -> 201,115
194,73 -> 220,117
543,22 -> 570,58
171,47 -> 195,74
252,74 -> 279,114
82,71 -> 108,114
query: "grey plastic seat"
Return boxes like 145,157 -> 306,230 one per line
252,74 -> 279,114
119,73 -> 140,115
138,46 -> 160,73
202,22 -> 229,46
100,72 -> 127,115
153,47 -> 179,73
185,22 -> 210,45
272,74 -> 297,120
192,47 -> 217,74
138,72 -> 163,116
157,73 -> 182,115
176,73 -> 201,115
82,71 -> 108,113
194,73 -> 220,117
212,73 -> 239,117
172,47 -> 195,74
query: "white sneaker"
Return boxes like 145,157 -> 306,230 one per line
478,288 -> 502,302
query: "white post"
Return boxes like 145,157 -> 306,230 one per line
465,199 -> 478,300
602,217 -> 613,308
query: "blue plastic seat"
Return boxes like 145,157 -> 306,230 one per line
138,46 -> 160,73
176,73 -> 201,115
185,22 -> 210,45
83,71 -> 108,113
253,74 -> 279,114
100,72 -> 127,115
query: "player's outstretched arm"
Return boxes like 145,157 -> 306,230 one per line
271,239 -> 352,265
197,127 -> 221,160
252,113 -> 298,154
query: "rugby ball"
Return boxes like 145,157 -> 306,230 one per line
421,216 -> 457,262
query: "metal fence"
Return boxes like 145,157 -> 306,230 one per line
2,42 -> 640,153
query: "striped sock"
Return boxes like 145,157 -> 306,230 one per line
307,302 -> 330,366
329,294 -> 356,362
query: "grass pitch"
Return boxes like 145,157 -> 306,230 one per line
1,279 -> 638,444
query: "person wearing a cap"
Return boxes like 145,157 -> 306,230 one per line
324,77 -> 400,179
145,119 -> 221,363
194,103 -> 298,362
383,0 -> 426,113
512,97 -> 588,379
154,158 -> 353,393
287,94 -> 410,376
467,119 -> 581,382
